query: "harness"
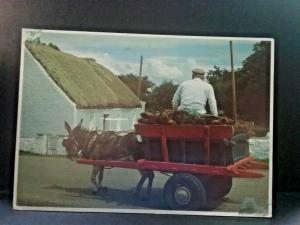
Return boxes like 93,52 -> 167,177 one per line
65,130 -> 133,164
81,132 -> 118,157
82,134 -> 98,157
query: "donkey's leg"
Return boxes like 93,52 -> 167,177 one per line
97,166 -> 108,193
140,170 -> 155,201
132,170 -> 148,197
91,166 -> 100,193
145,171 -> 155,197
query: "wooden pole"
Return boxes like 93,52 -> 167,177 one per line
230,41 -> 238,126
137,55 -> 143,100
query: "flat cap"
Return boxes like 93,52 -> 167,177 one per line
192,68 -> 205,75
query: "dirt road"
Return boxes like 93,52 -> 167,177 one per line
16,155 -> 270,215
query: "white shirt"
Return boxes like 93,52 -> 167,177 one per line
172,78 -> 218,116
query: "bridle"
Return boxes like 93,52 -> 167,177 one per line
63,131 -> 97,159
62,135 -> 80,157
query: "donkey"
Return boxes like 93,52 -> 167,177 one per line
62,119 -> 154,198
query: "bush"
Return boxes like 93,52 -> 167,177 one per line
48,43 -> 60,51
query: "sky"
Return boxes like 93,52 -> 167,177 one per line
25,29 -> 262,85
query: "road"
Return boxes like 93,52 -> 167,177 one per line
16,154 -> 270,215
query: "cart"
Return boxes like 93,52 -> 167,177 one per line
77,124 -> 268,210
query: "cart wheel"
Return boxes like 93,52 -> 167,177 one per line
203,175 -> 232,199
163,173 -> 206,210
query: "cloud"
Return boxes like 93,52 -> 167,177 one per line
35,30 -> 258,83
64,49 -> 139,75
141,56 -> 218,84
144,57 -> 183,81
65,49 -> 218,84
63,49 -> 187,84
58,43 -> 252,85
39,31 -> 228,50
38,29 -> 259,53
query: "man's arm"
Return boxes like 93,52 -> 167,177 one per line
172,85 -> 182,110
207,85 -> 218,116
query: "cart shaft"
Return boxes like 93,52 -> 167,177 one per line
77,156 -> 267,178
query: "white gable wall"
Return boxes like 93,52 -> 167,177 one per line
20,50 -> 75,138
19,49 -> 143,155
77,107 -> 142,132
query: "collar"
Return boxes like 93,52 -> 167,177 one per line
193,78 -> 203,81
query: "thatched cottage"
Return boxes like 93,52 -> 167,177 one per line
19,41 -> 143,154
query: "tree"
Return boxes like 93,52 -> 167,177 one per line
48,43 -> 60,51
238,41 -> 271,125
207,66 -> 233,115
206,41 -> 271,126
118,74 -> 154,101
146,81 -> 178,112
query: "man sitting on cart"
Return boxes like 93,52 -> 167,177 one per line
172,68 -> 218,116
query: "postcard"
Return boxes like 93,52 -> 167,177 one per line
14,29 -> 274,217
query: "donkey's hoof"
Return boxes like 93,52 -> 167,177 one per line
97,186 -> 108,194
102,186 -> 108,193
93,187 -> 108,195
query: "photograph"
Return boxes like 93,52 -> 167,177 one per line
13,29 -> 274,217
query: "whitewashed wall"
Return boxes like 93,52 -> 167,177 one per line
20,50 -> 75,138
77,107 -> 142,132
19,135 -> 67,155
19,49 -> 143,154
19,135 -> 48,154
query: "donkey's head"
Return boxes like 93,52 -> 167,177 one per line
62,119 -> 84,160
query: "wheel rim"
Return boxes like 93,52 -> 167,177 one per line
174,186 -> 192,205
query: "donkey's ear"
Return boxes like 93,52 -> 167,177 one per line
65,121 -> 72,134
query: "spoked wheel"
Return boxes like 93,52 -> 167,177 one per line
202,175 -> 232,199
163,173 -> 206,210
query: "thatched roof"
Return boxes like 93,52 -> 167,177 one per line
25,41 -> 141,109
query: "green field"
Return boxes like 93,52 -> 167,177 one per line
16,155 -> 270,214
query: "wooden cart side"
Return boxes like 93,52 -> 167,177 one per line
134,124 -> 235,166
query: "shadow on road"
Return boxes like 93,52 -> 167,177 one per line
46,184 -> 168,209
46,184 -> 224,211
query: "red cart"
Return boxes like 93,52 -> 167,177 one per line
78,124 -> 268,210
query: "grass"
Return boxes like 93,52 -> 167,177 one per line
25,41 -> 140,109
